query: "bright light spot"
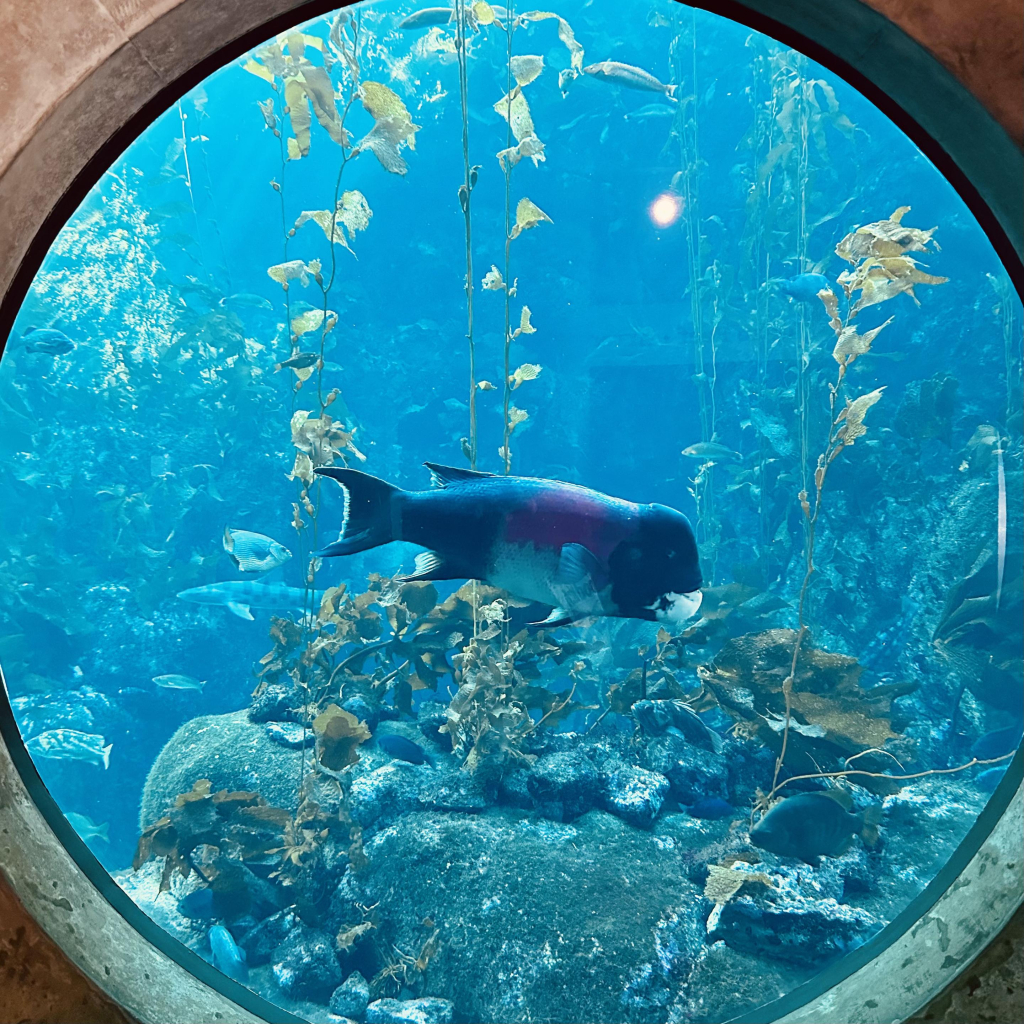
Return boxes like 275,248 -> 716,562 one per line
649,192 -> 681,228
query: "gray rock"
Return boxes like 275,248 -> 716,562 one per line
330,971 -> 371,1019
349,762 -> 423,830
140,710 -> 319,829
271,923 -> 343,1000
642,732 -> 729,804
417,766 -> 487,814
249,682 -> 300,724
526,748 -> 599,821
600,760 -> 669,829
708,893 -> 881,965
343,694 -> 380,732
265,720 -> 314,750
345,808 -> 702,1023
417,701 -> 452,751
240,908 -> 298,966
365,997 -> 454,1024
621,906 -> 706,1013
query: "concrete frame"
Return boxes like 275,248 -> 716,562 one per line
0,2 -> 1021,1023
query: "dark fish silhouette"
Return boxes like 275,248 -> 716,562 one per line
314,463 -> 703,628
21,327 -> 75,355
750,791 -> 881,867
686,797 -> 734,820
971,724 -> 1023,760
778,273 -> 830,303
378,733 -> 433,765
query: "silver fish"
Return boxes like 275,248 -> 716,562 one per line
26,729 -> 112,769
399,7 -> 454,29
177,580 -> 321,620
223,527 -> 292,573
623,103 -> 676,121
584,61 -> 676,98
66,812 -> 110,843
153,673 -> 206,691
681,441 -> 742,463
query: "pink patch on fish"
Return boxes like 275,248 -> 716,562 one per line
502,483 -> 637,561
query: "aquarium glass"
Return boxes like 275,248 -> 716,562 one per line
1,1 -> 1021,1020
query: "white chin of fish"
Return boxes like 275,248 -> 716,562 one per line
651,590 -> 703,627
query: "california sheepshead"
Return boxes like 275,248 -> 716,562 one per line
314,462 -> 703,628
26,729 -> 113,769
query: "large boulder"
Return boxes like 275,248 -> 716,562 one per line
330,971 -> 371,1019
526,747 -> 600,821
344,807 -> 705,1024
599,760 -> 669,829
271,922 -> 344,1001
641,733 -> 729,805
366,997 -> 454,1024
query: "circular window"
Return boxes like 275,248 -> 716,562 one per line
1,2 -> 1020,1022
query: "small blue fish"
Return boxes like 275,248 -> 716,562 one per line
971,724 -> 1023,760
378,733 -> 433,766
20,327 -> 75,355
778,273 -> 831,303
686,797 -> 734,820
209,925 -> 248,983
975,766 -> 1008,792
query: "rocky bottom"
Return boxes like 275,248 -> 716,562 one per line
117,707 -> 990,1024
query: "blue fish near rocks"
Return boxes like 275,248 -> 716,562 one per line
209,924 -> 248,983
686,797 -> 734,820
315,463 -> 702,628
378,733 -> 433,766
177,580 -> 320,620
778,273 -> 831,303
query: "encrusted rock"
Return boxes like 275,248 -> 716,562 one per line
365,997 -> 455,1024
642,732 -> 729,804
708,893 -> 881,964
527,748 -> 599,821
265,720 -> 314,749
418,766 -> 488,813
330,970 -> 371,1019
343,694 -> 380,733
271,923 -> 343,1000
600,760 -> 669,829
417,700 -> 453,750
349,762 -> 423,830
248,682 -> 300,724
240,908 -> 298,966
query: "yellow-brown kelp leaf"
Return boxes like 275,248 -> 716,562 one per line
337,920 -> 374,953
510,197 -> 552,239
477,380 -> 497,390
243,57 -> 275,83
313,703 -> 371,770
284,78 -> 312,158
295,192 -> 371,254
516,305 -> 536,336
818,288 -> 842,334
493,86 -> 536,145
297,66 -> 349,146
836,206 -> 940,264
704,863 -> 773,905
832,317 -> 892,369
519,11 -> 584,89
510,55 -> 545,87
254,42 -> 290,78
508,406 -> 529,431
291,309 -> 335,335
472,1 -> 496,25
267,259 -> 319,287
482,265 -> 505,290
840,255 -> 948,314
497,135 -> 546,171
289,451 -> 314,485
357,81 -> 421,175
836,387 -> 884,445
510,363 -> 542,388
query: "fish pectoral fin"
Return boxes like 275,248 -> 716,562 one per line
552,543 -> 605,614
556,543 -> 603,585
226,602 -> 255,620
529,606 -> 578,628
395,550 -> 448,583
424,462 -> 497,488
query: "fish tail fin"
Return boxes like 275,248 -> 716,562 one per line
97,823 -> 110,843
102,743 -> 113,770
315,467 -> 403,556
666,84 -> 678,101
859,804 -> 883,847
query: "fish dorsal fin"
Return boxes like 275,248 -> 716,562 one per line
820,787 -> 853,811
424,462 -> 496,489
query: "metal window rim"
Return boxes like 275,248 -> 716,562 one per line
0,2 -> 1021,1023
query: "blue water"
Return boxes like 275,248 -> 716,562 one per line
1,1 -> 1021,1020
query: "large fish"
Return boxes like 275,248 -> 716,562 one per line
222,527 -> 292,573
177,580 -> 319,620
583,61 -> 676,98
26,729 -> 112,769
314,463 -> 703,628
209,925 -> 248,983
19,327 -> 75,355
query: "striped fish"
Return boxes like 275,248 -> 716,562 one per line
223,527 -> 292,573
